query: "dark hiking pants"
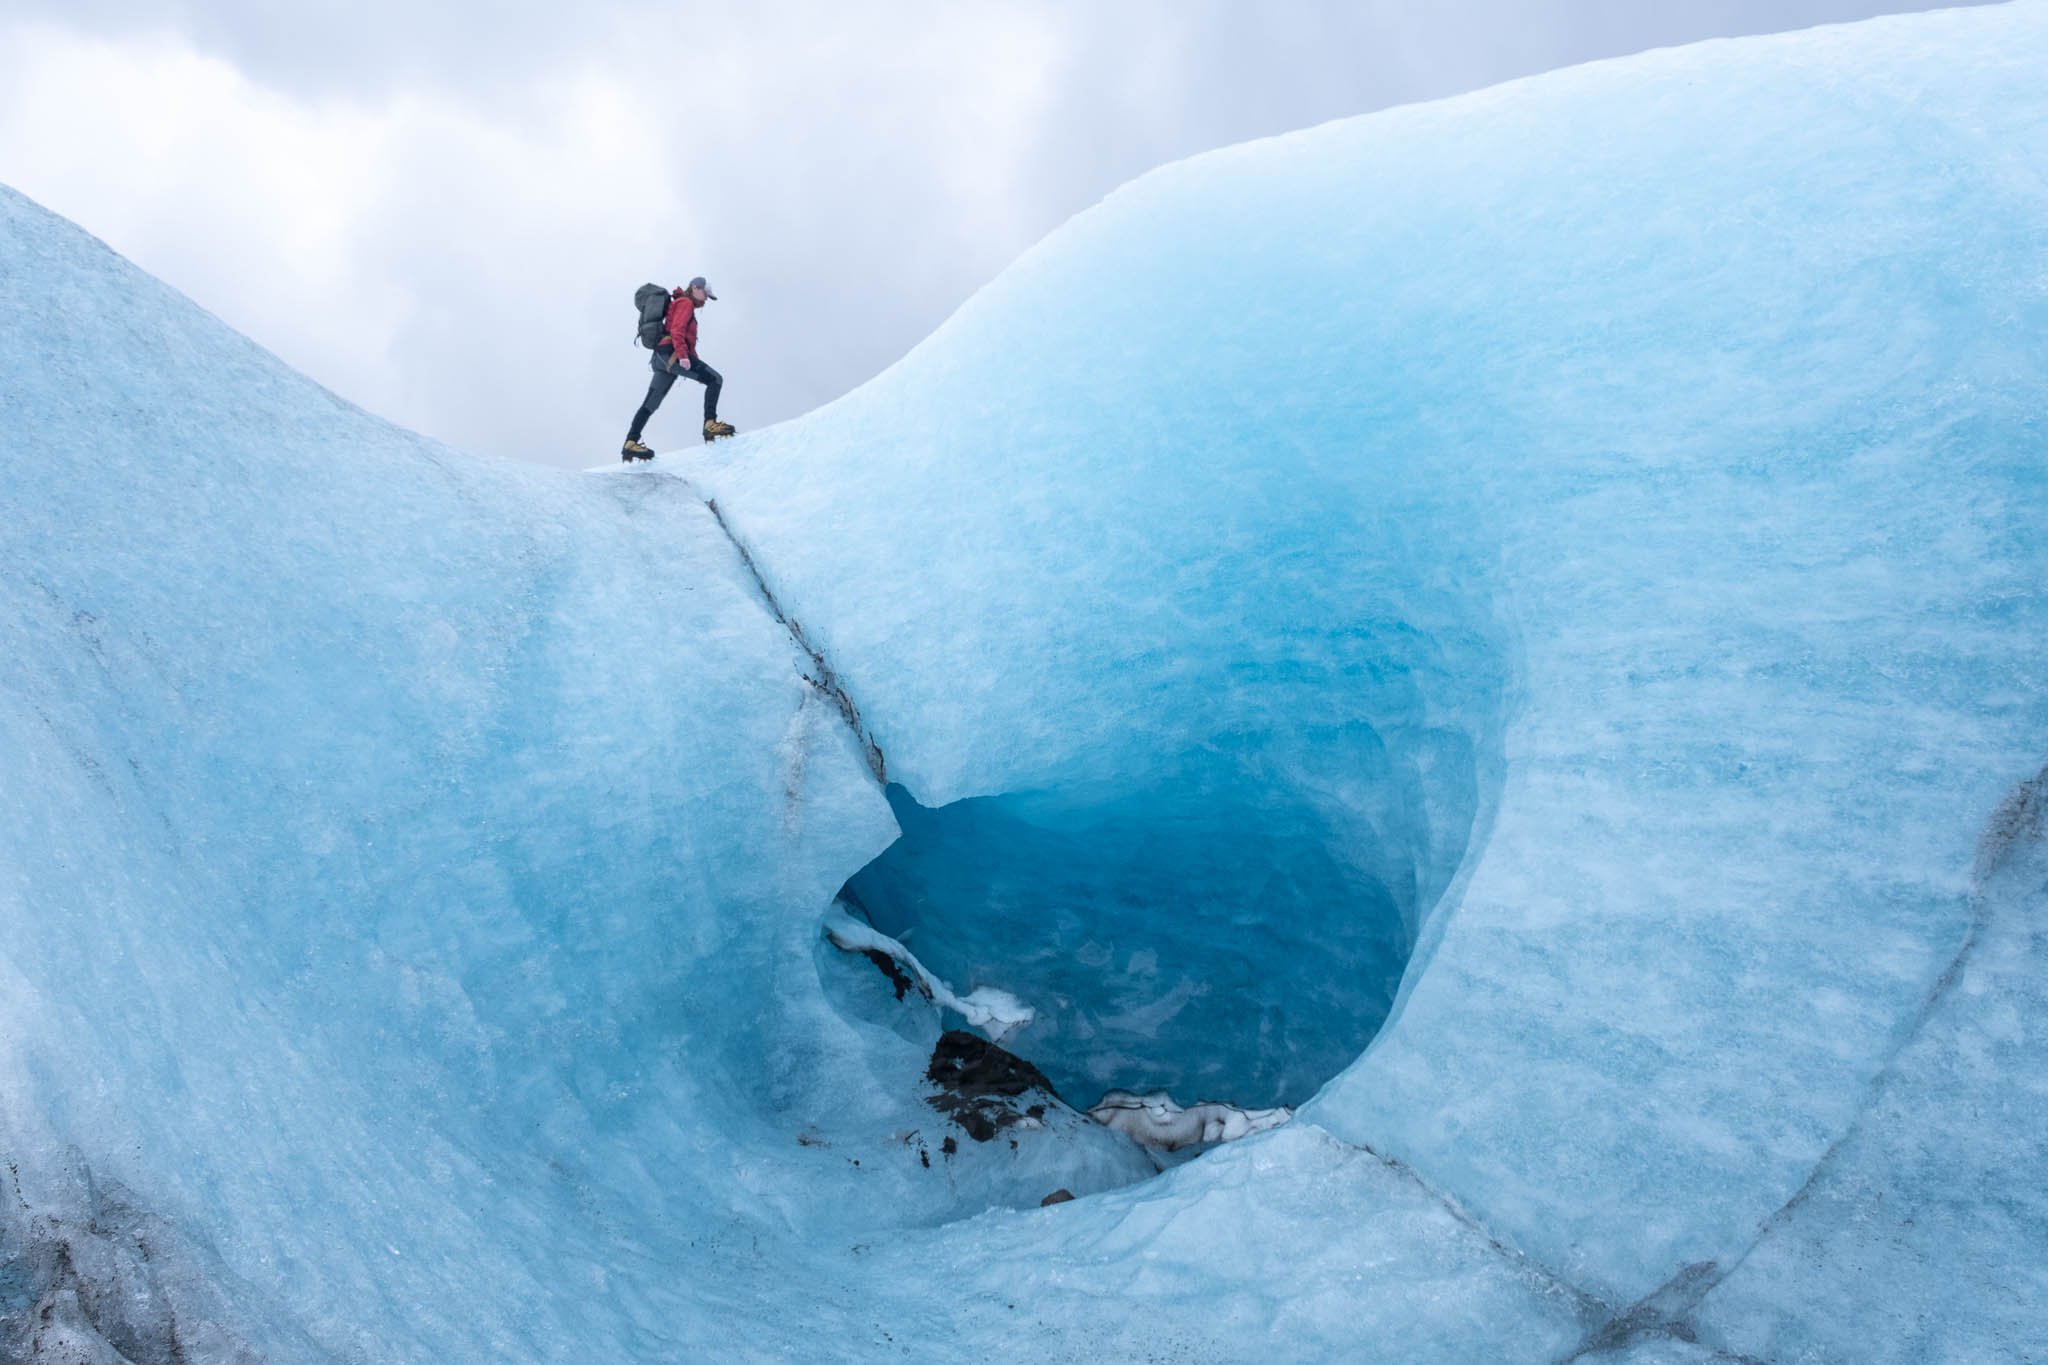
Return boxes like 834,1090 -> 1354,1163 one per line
627,348 -> 722,442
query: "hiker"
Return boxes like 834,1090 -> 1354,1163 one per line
622,276 -> 735,460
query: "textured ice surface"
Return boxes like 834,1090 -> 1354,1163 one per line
0,178 -> 916,1359
694,1 -> 2048,1353
1687,765 -> 2048,1361
5,2 -> 2048,1360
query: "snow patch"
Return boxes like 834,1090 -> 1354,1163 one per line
823,907 -> 1034,1045
1087,1089 -> 1294,1152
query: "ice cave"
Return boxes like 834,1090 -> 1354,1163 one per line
2,4 -> 2045,1360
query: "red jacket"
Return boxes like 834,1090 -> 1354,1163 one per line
662,291 -> 698,363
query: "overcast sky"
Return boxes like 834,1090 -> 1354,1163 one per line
0,1 -> 1986,469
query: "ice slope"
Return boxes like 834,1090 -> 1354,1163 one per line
0,181 -> 1161,1361
690,0 -> 2048,1355
0,179 -> 918,1359
3,4 -> 2047,1363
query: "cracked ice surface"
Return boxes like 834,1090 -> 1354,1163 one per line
3,3 -> 2048,1361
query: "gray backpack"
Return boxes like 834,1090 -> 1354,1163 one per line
633,284 -> 669,348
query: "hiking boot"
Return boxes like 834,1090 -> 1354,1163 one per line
621,439 -> 653,461
703,418 -> 736,442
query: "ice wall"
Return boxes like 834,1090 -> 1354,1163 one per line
0,175 -> 1166,1362
0,182 -> 920,1359
694,0 -> 2048,1355
4,2 -> 2048,1360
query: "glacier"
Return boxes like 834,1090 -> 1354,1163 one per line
3,3 -> 2047,1360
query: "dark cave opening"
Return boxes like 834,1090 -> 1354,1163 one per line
837,776 -> 1419,1113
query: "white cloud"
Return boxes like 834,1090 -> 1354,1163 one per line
0,7 -> 1097,466
0,2 -> 1991,469
0,19 -> 696,462
0,26 -> 407,385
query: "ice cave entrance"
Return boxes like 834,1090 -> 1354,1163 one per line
838,777 -> 1417,1112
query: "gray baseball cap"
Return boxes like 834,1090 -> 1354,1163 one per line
688,276 -> 717,300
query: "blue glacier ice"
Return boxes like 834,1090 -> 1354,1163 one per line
4,3 -> 2048,1360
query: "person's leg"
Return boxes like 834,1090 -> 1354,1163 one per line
627,354 -> 679,441
693,361 -> 724,423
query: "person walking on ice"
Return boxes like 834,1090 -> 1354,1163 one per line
622,276 -> 735,460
